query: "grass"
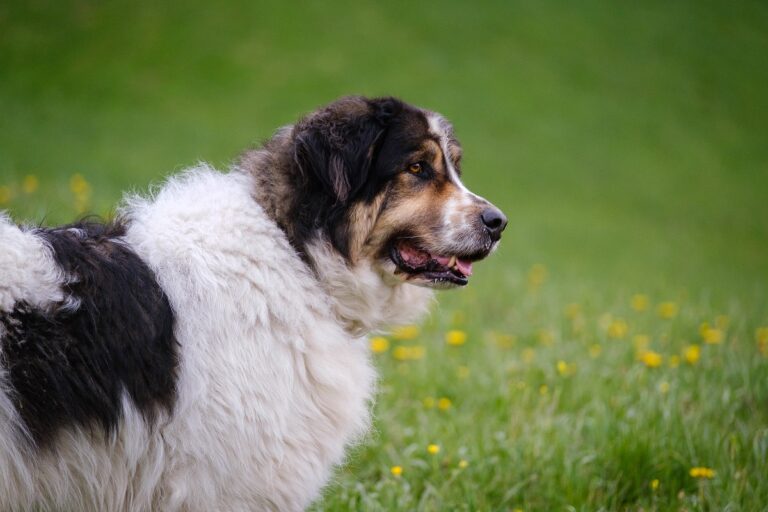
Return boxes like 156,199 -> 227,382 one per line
2,0 -> 767,510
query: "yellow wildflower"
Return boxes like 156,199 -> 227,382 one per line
756,327 -> 768,355
633,334 -> 651,353
589,344 -> 602,358
539,384 -> 549,396
445,330 -> 467,346
22,175 -> 39,194
684,344 -> 700,365
701,327 -> 723,345
0,185 -> 12,204
651,478 -> 660,490
639,350 -> 663,368
392,324 -> 419,340
423,396 -> 435,409
657,302 -> 679,319
457,365 -> 470,379
689,467 -> 716,479
538,329 -> 555,346
390,465 -> 403,477
458,459 -> 468,469
564,303 -> 581,319
527,263 -> 547,288
369,336 -> 389,353
392,345 -> 425,361
491,332 -> 516,349
556,360 -> 575,376
522,348 -> 535,364
631,294 -> 649,312
427,444 -> 440,455
437,397 -> 452,411
598,313 -> 613,331
668,355 -> 680,368
607,319 -> 629,339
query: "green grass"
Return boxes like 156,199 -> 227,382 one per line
2,1 -> 767,510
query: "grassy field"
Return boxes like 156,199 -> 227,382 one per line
2,1 -> 768,510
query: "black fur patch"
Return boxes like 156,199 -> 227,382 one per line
0,221 -> 178,447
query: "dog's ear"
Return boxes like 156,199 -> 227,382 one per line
294,97 -> 401,203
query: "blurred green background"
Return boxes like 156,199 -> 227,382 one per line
1,1 -> 767,510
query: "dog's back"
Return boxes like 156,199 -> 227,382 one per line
0,167 -> 375,511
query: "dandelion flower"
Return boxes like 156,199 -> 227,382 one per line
651,478 -> 660,490
522,348 -> 535,364
538,329 -> 555,346
22,175 -> 39,194
392,324 -> 419,340
539,384 -> 549,396
756,327 -> 768,355
633,335 -> 650,358
390,465 -> 403,477
445,330 -> 467,346
556,360 -> 574,376
684,344 -> 700,365
639,350 -> 663,368
458,459 -> 468,469
393,345 -> 425,361
527,263 -> 547,288
0,185 -> 12,205
564,303 -> 581,319
657,302 -> 679,319
369,336 -> 389,353
437,397 -> 452,410
427,444 -> 440,455
689,467 -> 715,479
700,324 -> 723,345
607,319 -> 629,339
631,294 -> 649,312
491,332 -> 516,349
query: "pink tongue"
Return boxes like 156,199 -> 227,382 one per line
456,259 -> 473,276
434,255 -> 451,266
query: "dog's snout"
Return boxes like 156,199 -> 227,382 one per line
480,207 -> 507,241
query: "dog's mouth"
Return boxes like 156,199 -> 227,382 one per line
389,240 -> 483,288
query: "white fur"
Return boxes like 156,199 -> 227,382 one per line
0,165 -> 434,511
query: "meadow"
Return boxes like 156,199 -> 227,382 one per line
1,1 -> 767,510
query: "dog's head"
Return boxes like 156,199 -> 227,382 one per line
289,96 -> 506,290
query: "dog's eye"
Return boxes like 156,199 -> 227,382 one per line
408,163 -> 423,174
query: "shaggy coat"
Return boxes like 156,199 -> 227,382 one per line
0,96 -> 505,511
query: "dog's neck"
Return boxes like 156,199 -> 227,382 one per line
238,131 -> 433,336
304,239 -> 433,336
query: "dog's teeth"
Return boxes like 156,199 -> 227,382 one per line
447,255 -> 457,268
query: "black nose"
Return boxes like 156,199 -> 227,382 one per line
480,207 -> 507,241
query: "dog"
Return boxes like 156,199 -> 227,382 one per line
0,96 -> 506,511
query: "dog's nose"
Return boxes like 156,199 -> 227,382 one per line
480,207 -> 507,241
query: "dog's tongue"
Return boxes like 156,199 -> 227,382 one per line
456,258 -> 473,276
434,255 -> 474,276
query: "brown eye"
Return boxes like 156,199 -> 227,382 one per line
408,162 -> 423,174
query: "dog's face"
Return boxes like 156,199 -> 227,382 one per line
293,96 -> 506,289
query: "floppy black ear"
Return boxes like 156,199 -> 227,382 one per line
293,96 -> 401,203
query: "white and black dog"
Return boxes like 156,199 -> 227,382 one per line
0,96 -> 506,511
